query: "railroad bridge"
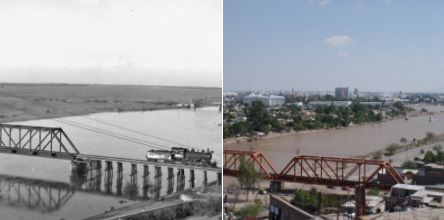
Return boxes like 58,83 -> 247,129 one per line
224,149 -> 404,190
0,124 -> 222,198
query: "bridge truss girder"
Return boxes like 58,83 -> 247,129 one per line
0,124 -> 79,157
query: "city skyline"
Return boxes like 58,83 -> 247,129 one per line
224,0 -> 444,92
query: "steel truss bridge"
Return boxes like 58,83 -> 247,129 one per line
224,149 -> 404,189
0,123 -> 221,212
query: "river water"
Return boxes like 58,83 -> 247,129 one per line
225,105 -> 444,171
0,107 -> 221,220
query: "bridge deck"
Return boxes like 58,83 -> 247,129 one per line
0,147 -> 220,172
76,154 -> 221,172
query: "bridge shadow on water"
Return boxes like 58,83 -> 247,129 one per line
0,163 -> 200,214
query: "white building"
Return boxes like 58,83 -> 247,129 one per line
308,101 -> 352,107
243,93 -> 285,107
269,95 -> 285,106
243,93 -> 270,106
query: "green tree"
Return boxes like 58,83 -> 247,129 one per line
423,151 -> 436,163
246,101 -> 271,133
237,156 -> 263,201
385,143 -> 401,156
425,132 -> 437,143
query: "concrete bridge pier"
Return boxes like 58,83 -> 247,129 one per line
217,172 -> 221,186
203,170 -> 208,188
130,163 -> 138,185
104,161 -> 113,194
116,162 -> 123,195
167,167 -> 175,195
189,169 -> 195,188
95,160 -> 102,191
153,166 -> 162,199
142,165 -> 150,199
71,161 -> 87,175
176,169 -> 185,192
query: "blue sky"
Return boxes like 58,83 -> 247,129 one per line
224,0 -> 444,92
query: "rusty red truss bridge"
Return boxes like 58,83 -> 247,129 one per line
224,149 -> 404,189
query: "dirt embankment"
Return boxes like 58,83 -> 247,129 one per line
0,83 -> 221,123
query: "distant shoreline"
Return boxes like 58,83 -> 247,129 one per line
0,83 -> 221,124
224,110 -> 440,146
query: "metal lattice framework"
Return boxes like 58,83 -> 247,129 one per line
279,155 -> 404,188
223,150 -> 278,179
224,150 -> 404,188
0,174 -> 75,212
0,124 -> 79,159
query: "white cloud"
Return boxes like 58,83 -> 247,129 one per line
337,52 -> 350,57
323,35 -> 354,46
308,0 -> 331,7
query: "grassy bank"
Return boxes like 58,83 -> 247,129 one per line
0,83 -> 221,123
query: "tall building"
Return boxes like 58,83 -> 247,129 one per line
354,88 -> 359,97
335,87 -> 349,99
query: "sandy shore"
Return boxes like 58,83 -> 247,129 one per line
0,83 -> 221,123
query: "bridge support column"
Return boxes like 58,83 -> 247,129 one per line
167,167 -> 174,194
189,169 -> 195,188
95,160 -> 102,191
71,161 -> 87,175
142,165 -> 150,199
355,184 -> 366,218
270,181 -> 282,192
203,170 -> 208,188
217,172 -> 222,186
116,162 -> 123,195
104,161 -> 113,194
176,169 -> 185,192
154,166 -> 162,199
130,163 -> 137,185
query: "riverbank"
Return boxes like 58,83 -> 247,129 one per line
0,83 -> 221,123
224,109 -> 440,146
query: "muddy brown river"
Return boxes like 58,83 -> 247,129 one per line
225,105 -> 444,170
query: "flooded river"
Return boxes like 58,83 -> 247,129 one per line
225,105 -> 444,170
0,107 -> 221,220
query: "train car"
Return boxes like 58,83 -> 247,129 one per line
146,147 -> 215,167
146,150 -> 172,162
184,149 -> 212,165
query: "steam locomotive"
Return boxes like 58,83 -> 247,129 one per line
146,147 -> 216,167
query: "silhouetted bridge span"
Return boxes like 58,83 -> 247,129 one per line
224,150 -> 404,190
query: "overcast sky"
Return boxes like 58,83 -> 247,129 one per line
225,0 -> 444,92
0,0 -> 222,87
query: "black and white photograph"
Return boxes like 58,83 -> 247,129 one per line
0,0 -> 222,219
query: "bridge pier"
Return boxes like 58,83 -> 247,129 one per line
270,181 -> 282,192
153,166 -> 162,199
189,169 -> 195,188
95,160 -> 102,192
104,161 -> 113,194
130,163 -> 138,185
217,172 -> 222,186
167,167 -> 174,194
176,169 -> 185,192
116,162 -> 123,195
143,165 -> 150,199
71,161 -> 87,175
203,170 -> 208,188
